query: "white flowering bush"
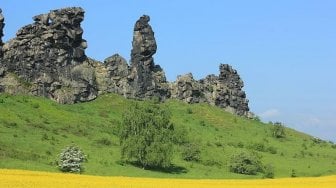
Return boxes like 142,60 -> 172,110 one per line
58,145 -> 86,173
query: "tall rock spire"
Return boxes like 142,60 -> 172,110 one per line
0,8 -> 4,58
128,15 -> 168,99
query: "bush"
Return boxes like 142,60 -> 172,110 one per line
272,122 -> 286,138
229,151 -> 263,175
182,142 -> 201,162
120,102 -> 175,169
199,120 -> 206,126
186,108 -> 193,114
96,137 -> 112,146
263,164 -> 275,178
267,146 -> 277,154
291,169 -> 297,177
32,103 -> 40,109
249,142 -> 266,152
58,145 -> 86,173
201,159 -> 222,167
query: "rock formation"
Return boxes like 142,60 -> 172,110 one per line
170,64 -> 249,116
0,7 -> 97,103
127,15 -> 169,100
0,8 -> 4,58
170,73 -> 202,104
0,7 -> 251,116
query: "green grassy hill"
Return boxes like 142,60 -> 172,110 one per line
0,93 -> 335,179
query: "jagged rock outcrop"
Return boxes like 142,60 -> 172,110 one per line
202,64 -> 249,116
0,8 -> 250,116
170,73 -> 202,103
127,15 -> 169,100
0,8 -> 4,58
92,54 -> 129,96
170,64 -> 249,116
0,7 -> 97,103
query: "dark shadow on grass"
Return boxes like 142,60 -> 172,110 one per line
116,160 -> 188,174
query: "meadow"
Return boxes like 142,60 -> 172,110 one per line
0,93 -> 336,179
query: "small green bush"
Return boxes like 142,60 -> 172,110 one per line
58,145 -> 86,173
291,169 -> 297,177
201,159 -> 222,167
199,120 -> 206,126
248,142 -> 266,152
229,151 -> 263,175
267,146 -> 277,154
263,164 -> 275,178
96,137 -> 112,146
32,103 -> 40,109
272,122 -> 286,138
182,142 -> 201,162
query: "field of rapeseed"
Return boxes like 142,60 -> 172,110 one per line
0,169 -> 335,188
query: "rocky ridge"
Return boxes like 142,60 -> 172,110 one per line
0,7 -> 250,116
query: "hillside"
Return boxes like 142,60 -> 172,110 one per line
0,93 -> 335,179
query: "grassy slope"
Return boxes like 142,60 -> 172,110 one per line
0,93 -> 335,179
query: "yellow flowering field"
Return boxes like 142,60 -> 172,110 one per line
0,169 -> 335,188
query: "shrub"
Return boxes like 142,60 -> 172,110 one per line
186,108 -> 193,114
272,122 -> 286,138
182,142 -> 201,162
249,142 -> 266,152
229,151 -> 263,175
202,159 -> 222,167
199,120 -> 206,126
58,145 -> 86,173
237,142 -> 244,148
263,164 -> 275,178
267,146 -> 277,154
96,137 -> 112,146
254,116 -> 261,122
120,102 -> 175,169
32,103 -> 40,109
291,169 -> 297,177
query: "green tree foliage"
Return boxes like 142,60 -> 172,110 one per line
58,145 -> 86,173
272,122 -> 286,138
120,102 -> 175,169
229,151 -> 263,175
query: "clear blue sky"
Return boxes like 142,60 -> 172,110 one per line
2,0 -> 336,141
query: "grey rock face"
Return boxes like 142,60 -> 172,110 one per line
103,54 -> 129,95
128,15 -> 169,100
170,73 -> 202,103
0,7 -> 97,103
170,64 -> 249,116
0,8 -> 4,58
0,9 -> 250,116
210,64 -> 249,116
